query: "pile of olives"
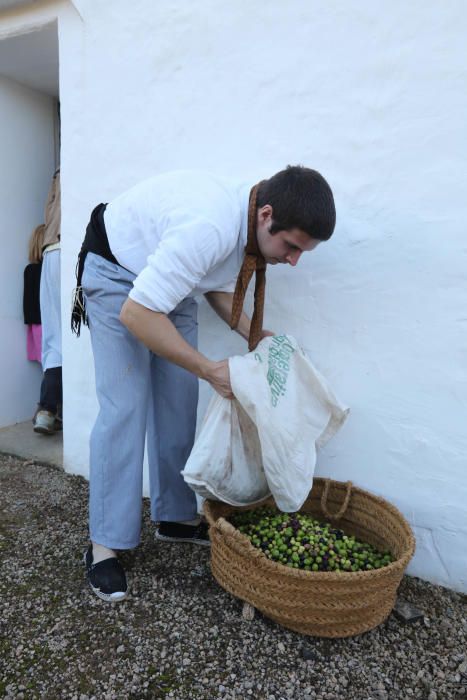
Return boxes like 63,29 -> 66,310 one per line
230,507 -> 393,572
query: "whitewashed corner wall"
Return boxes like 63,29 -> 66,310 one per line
3,0 -> 465,592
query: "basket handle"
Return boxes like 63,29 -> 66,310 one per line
320,479 -> 353,521
203,505 -> 237,536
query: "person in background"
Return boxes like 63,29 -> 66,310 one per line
23,224 -> 45,365
33,169 -> 63,435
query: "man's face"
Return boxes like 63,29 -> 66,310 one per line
256,205 -> 320,266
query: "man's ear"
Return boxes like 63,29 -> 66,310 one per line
258,204 -> 273,223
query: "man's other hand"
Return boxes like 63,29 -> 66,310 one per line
260,329 -> 275,339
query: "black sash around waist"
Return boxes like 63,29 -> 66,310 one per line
71,203 -> 120,336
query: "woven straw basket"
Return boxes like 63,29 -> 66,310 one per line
204,477 -> 416,638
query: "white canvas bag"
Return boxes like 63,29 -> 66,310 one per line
182,334 -> 349,512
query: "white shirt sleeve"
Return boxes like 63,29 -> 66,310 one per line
129,217 -> 236,313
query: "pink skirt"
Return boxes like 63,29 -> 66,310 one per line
27,324 -> 42,363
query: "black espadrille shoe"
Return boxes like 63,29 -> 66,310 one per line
155,521 -> 210,546
84,545 -> 128,602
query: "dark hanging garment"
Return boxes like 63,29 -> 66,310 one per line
71,202 -> 119,336
23,262 -> 42,325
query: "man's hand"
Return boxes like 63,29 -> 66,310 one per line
260,329 -> 275,340
204,333 -> 275,398
204,359 -> 234,399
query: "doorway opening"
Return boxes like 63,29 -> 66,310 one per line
0,19 -> 61,462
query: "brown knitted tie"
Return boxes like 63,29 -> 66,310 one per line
230,183 -> 266,351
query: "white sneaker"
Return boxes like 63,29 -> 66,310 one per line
33,410 -> 56,435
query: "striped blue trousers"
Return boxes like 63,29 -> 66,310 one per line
82,253 -> 199,549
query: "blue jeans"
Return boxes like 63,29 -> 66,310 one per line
82,253 -> 199,549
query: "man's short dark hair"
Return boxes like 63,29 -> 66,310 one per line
257,165 -> 336,240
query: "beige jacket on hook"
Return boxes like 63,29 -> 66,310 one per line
42,169 -> 61,249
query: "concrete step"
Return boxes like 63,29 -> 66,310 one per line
0,419 -> 63,467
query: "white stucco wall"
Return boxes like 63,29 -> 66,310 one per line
0,74 -> 56,427
1,0 -> 466,592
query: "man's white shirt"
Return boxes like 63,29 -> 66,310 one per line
104,170 -> 251,313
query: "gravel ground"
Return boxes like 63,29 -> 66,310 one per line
0,454 -> 466,700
